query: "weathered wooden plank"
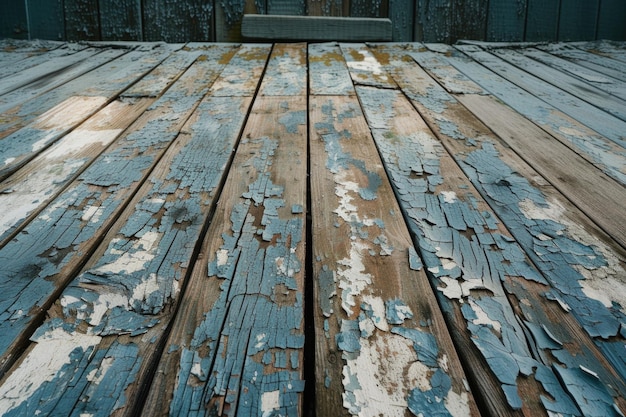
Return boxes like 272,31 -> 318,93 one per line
0,43 -> 56,73
259,43 -> 307,96
340,43 -> 397,89
0,44 -> 177,147
0,46 -> 234,380
455,44 -> 626,151
409,45 -> 486,95
525,0 -> 559,41
597,0 -> 626,41
120,46 -> 204,98
0,46 -> 200,183
0,42 -> 81,79
145,96 -> 306,417
308,43 -> 354,96
0,48 -> 127,114
0,43 -> 92,93
208,44 -> 271,96
519,47 -> 626,101
309,92 -> 480,416
64,0 -> 101,41
242,15 -> 393,41
457,93 -> 626,250
143,0 -> 214,42
486,0 -> 526,42
492,48 -> 626,121
537,43 -> 626,82
558,0 -> 600,41
99,0 -> 142,41
354,84 -> 580,416
0,98 -> 153,246
416,44 -> 626,187
143,46 -> 307,413
26,0 -> 65,41
576,40 -> 626,64
377,44 -> 626,408
0,47 -> 268,414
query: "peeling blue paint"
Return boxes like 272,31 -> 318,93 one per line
170,107 -> 306,415
462,143 -> 626,372
354,84 -> 602,412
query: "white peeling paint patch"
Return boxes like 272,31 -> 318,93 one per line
347,51 -> 384,76
441,191 -> 457,204
216,249 -> 229,266
518,198 -> 565,222
521,198 -> 626,313
31,132 -> 58,153
338,241 -> 373,315
444,388 -> 471,417
361,295 -> 389,332
261,390 -> 280,415
131,273 -> 161,305
4,157 -> 15,166
94,231 -> 161,275
0,328 -> 101,416
438,277 -> 487,300
45,129 -> 122,159
81,205 -> 104,223
342,334 -> 420,417
89,292 -> 129,327
580,274 -> 626,310
86,356 -> 115,385
255,333 -> 267,350
468,299 -> 501,333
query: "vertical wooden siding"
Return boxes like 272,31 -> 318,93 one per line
1,1 -> 625,45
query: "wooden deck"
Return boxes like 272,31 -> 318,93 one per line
0,39 -> 625,417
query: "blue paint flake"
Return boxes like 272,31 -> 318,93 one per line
385,298 -> 413,325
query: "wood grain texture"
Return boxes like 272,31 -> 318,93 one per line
309,92 -> 480,417
0,46 -> 233,382
418,44 -> 626,188
378,43 -> 626,414
142,46 -> 307,412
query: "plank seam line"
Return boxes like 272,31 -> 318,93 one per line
303,42 -> 316,417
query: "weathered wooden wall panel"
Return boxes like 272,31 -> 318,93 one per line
597,0 -> 626,40
558,0 -> 600,41
486,0 -> 526,42
27,0 -> 65,40
143,0 -> 214,42
454,0 -> 488,42
351,0 -> 388,18
389,0 -> 414,41
64,0 -> 101,41
415,0 -> 452,42
525,0 -> 559,41
99,0 -> 143,40
0,3 -> 28,39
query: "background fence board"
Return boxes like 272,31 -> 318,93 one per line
1,0 -> 625,43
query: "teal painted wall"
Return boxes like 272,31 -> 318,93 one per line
1,0 -> 624,42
